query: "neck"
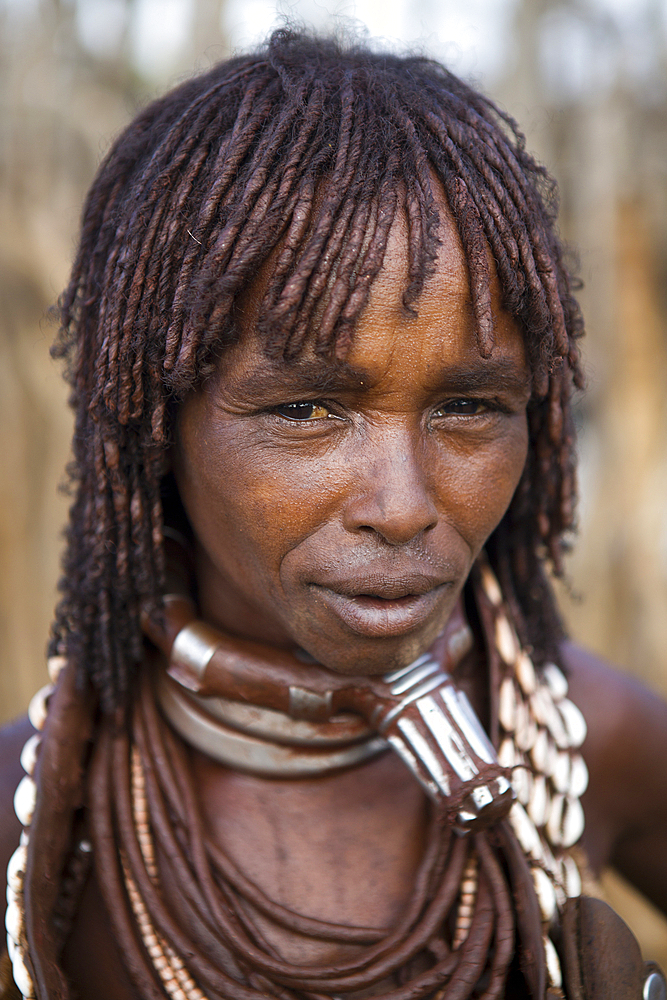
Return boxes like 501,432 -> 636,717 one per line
189,734 -> 432,966
152,601 -> 475,778
144,590 -> 514,831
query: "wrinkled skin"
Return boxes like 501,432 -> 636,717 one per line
173,205 -> 531,675
1,199 -> 666,999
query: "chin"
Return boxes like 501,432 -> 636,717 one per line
299,629 -> 441,678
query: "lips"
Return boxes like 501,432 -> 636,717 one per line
311,571 -> 451,638
313,570 -> 448,600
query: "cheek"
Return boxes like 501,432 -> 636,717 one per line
174,414 -> 348,570
226,451 -> 348,540
435,419 -> 528,545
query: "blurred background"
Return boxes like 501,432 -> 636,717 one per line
1,0 -> 666,961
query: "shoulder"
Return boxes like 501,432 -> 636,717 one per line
0,716 -> 35,896
0,717 -> 135,999
562,641 -> 667,836
561,642 -> 667,913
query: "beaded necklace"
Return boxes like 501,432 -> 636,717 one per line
6,562 -> 588,1000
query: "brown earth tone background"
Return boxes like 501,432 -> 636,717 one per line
1,0 -> 666,965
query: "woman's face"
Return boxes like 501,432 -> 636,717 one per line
173,203 -> 531,677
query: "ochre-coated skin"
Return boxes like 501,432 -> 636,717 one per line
1,203 -> 667,999
173,207 -> 531,677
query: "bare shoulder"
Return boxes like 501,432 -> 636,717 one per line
561,641 -> 667,914
0,716 -> 35,893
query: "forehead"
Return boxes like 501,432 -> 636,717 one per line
350,213 -> 527,398
345,204 -> 480,377
218,192 -> 528,395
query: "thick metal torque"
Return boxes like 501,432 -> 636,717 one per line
372,656 -> 514,830
146,600 -> 512,831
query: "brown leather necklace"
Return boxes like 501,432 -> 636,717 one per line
9,560 -> 665,1000
142,594 -> 513,832
9,561 -> 557,1000
80,577 -> 533,999
87,673 -> 525,1000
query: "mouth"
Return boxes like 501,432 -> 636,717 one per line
311,575 -> 451,638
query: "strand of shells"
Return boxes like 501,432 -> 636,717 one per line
8,571 -> 590,999
5,655 -> 67,1000
480,564 -> 588,995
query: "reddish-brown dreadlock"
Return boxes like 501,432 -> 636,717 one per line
51,29 -> 584,714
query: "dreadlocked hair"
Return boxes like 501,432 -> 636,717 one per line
51,29 -> 585,714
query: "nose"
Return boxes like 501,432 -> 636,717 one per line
342,426 -> 438,545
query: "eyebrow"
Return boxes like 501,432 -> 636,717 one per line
226,359 -> 375,399
431,360 -> 532,395
227,355 -> 531,399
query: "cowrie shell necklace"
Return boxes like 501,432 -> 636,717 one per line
8,566 -> 589,999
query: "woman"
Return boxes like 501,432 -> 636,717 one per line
1,29 -> 666,1000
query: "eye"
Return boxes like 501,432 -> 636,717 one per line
274,401 -> 331,421
434,399 -> 489,417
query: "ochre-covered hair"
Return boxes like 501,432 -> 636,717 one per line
51,29 -> 584,713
